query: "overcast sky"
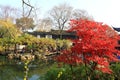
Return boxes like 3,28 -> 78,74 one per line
0,0 -> 120,27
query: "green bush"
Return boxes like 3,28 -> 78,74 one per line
40,63 -> 120,80
41,67 -> 69,80
40,64 -> 89,80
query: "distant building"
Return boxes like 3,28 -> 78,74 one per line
27,30 -> 76,39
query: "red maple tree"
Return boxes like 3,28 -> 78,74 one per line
57,19 -> 120,74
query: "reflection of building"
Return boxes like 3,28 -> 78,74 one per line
27,30 -> 76,39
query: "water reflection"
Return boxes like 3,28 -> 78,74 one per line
0,56 -> 54,80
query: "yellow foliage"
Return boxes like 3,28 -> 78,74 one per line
0,46 -> 4,52
56,71 -> 63,79
0,20 -> 12,28
0,20 -> 21,38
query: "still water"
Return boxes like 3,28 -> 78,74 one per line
0,56 -> 54,80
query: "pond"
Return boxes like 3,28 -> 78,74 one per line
0,56 -> 55,80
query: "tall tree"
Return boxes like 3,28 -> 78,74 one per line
49,3 -> 73,30
48,3 -> 73,39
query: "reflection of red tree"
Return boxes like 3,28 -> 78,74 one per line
57,19 -> 120,74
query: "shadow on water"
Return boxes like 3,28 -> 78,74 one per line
0,56 -> 55,80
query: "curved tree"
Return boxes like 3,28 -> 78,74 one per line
0,20 -> 21,52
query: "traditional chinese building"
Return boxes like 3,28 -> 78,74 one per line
27,30 -> 76,39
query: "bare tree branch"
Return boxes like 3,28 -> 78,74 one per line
22,0 -> 34,17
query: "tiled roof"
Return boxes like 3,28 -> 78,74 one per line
113,27 -> 120,32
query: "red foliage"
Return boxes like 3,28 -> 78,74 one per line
56,19 -> 120,74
